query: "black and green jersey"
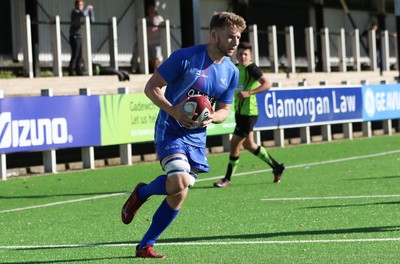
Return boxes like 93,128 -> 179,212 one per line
234,62 -> 263,116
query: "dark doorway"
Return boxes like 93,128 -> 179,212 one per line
0,0 -> 12,56
246,1 -> 310,60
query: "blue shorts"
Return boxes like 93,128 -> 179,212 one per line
155,138 -> 209,173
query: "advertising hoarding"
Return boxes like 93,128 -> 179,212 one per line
362,84 -> 400,121
0,96 -> 101,154
255,86 -> 363,129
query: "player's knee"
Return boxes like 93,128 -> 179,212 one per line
243,139 -> 257,152
163,155 -> 191,177
166,174 -> 190,194
242,140 -> 251,150
162,155 -> 195,192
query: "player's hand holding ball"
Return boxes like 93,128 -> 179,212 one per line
182,95 -> 213,129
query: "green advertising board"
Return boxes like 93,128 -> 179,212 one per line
100,93 -> 235,145
100,94 -> 158,145
206,107 -> 235,136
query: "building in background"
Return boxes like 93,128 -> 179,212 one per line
0,0 -> 396,71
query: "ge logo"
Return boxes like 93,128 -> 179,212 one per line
364,88 -> 375,117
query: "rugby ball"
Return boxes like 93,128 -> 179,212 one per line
183,95 -> 213,129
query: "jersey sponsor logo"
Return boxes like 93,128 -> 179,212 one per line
220,78 -> 228,87
186,88 -> 216,106
195,71 -> 209,78
0,112 -> 72,149
190,68 -> 209,79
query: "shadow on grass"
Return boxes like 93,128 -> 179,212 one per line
302,200 -> 400,209
193,180 -> 276,190
155,225 -> 400,243
344,175 -> 400,181
7,225 -> 399,263
14,225 -> 400,251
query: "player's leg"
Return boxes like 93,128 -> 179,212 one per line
137,154 -> 192,202
244,134 -> 285,182
136,141 -> 206,258
243,130 -> 273,167
163,154 -> 193,208
121,137 -> 191,225
137,154 -> 193,256
214,135 -> 244,187
124,153 -> 191,222
242,117 -> 285,183
214,114 -> 250,187
226,135 -> 244,179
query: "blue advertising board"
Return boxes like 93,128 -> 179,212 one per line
0,96 -> 101,153
0,83 -> 397,155
362,84 -> 400,121
255,86 -> 363,129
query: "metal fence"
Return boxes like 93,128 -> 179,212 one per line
21,14 -> 399,78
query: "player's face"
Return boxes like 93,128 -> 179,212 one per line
236,48 -> 252,66
215,26 -> 242,57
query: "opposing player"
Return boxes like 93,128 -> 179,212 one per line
214,42 -> 285,188
121,12 -> 246,258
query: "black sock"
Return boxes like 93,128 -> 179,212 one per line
224,156 -> 239,181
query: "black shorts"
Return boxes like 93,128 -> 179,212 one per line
233,113 -> 258,138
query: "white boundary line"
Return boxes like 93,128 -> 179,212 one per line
0,193 -> 126,214
1,149 -> 399,214
1,237 -> 400,250
198,149 -> 400,182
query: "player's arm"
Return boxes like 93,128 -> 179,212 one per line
251,74 -> 271,94
239,74 -> 271,99
144,71 -> 195,127
205,101 -> 231,125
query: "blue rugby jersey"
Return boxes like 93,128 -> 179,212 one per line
155,44 -> 238,148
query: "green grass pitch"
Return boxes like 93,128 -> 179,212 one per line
0,134 -> 399,263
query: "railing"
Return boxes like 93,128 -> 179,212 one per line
22,14 -> 171,77
21,14 -> 399,78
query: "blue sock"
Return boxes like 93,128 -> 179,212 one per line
137,175 -> 167,200
138,199 -> 179,249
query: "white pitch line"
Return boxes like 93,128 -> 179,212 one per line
281,149 -> 400,170
198,149 -> 400,182
0,192 -> 126,214
261,194 -> 400,201
1,237 -> 400,250
1,149 -> 399,214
